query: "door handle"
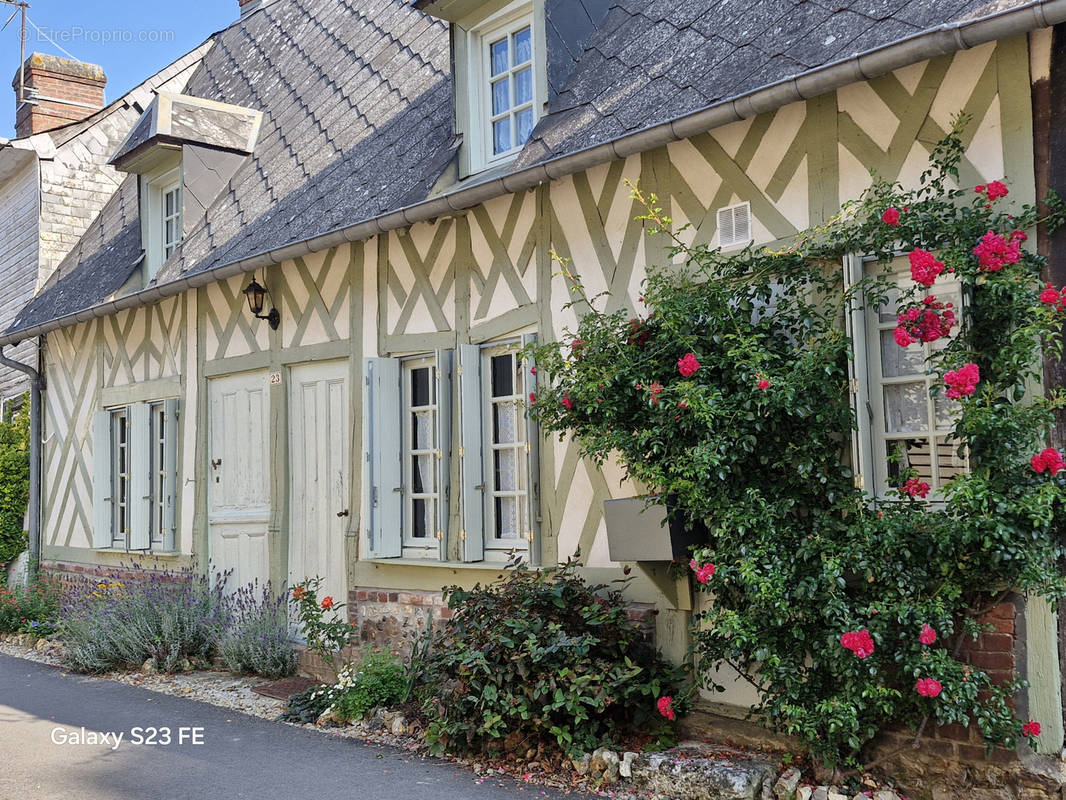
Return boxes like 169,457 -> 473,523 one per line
336,509 -> 349,518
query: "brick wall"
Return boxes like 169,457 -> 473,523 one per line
863,599 -> 1063,800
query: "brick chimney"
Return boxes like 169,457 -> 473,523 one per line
12,53 -> 106,138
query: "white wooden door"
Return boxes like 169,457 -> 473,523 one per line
288,360 -> 349,605
208,371 -> 271,593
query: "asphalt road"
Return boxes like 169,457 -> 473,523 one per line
0,653 -> 581,800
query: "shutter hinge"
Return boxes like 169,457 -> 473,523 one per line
849,379 -> 860,393
853,474 -> 865,489
457,365 -> 463,376
459,529 -> 466,541
458,447 -> 465,457
435,530 -> 444,541
435,449 -> 442,459
526,530 -> 534,542
524,442 -> 530,454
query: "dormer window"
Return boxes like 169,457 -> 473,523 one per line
486,19 -> 535,160
424,0 -> 544,176
108,91 -> 262,283
162,181 -> 182,259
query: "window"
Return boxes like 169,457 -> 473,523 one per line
403,357 -> 442,554
110,408 -> 129,548
363,337 -> 539,564
852,255 -> 968,497
141,162 -> 183,279
162,183 -> 182,260
0,393 -> 26,424
93,400 -> 179,551
455,1 -> 543,175
484,349 -> 529,550
486,22 -> 535,160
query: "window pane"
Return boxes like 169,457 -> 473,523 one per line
412,453 -> 433,494
490,354 -> 514,397
492,78 -> 510,116
411,366 -> 431,407
493,403 -> 518,445
165,190 -> 175,216
514,68 -> 532,105
935,396 -> 962,429
935,436 -> 967,482
887,438 -> 933,485
493,118 -> 511,155
490,38 -> 509,76
516,108 -> 535,144
879,331 -> 925,378
513,27 -> 531,65
495,496 -> 519,539
494,448 -> 517,491
884,382 -> 928,433
412,410 -> 433,450
878,286 -> 904,324
412,498 -> 428,539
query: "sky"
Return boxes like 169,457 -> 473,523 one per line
0,0 -> 234,137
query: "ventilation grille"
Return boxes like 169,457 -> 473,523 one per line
717,202 -> 751,248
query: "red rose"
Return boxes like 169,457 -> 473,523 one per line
1023,720 -> 1041,737
321,596 -> 334,610
915,678 -> 942,698
881,207 -> 900,226
561,394 -> 574,410
902,478 -> 931,499
908,249 -> 945,287
1031,448 -> 1065,476
1040,283 -> 1061,305
678,353 -> 701,377
919,624 -> 937,645
656,696 -> 676,721
985,180 -> 1009,201
757,379 -> 770,391
944,363 -> 979,400
840,629 -> 875,659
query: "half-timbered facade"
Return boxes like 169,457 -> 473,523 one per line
3,0 -> 1065,759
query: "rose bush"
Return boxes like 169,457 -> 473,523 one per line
526,119 -> 1066,765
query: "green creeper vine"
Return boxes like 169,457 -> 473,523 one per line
526,118 -> 1066,765
0,396 -> 29,580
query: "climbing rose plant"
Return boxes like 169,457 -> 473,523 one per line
525,119 -> 1066,765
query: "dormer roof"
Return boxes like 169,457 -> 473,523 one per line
109,92 -> 262,173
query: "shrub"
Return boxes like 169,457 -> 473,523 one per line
419,558 -> 684,757
527,118 -> 1066,764
279,683 -> 332,724
218,583 -> 298,679
330,650 -> 407,722
0,574 -> 60,634
0,400 -> 29,572
58,567 -> 227,673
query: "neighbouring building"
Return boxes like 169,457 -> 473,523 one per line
3,1 -> 1066,794
0,50 -> 209,416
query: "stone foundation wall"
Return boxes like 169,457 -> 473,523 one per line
347,586 -> 658,655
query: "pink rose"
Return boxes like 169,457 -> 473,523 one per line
678,353 -> 701,378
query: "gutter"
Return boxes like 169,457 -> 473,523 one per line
0,347 -> 41,581
2,0 -> 1065,347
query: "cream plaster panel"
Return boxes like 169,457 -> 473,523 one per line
893,60 -> 926,96
928,42 -> 996,133
362,238 -> 379,357
836,81 -> 897,151
969,97 -> 1006,182
711,116 -> 755,161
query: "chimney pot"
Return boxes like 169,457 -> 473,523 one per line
12,53 -> 106,138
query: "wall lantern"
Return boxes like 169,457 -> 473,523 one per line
242,276 -> 280,330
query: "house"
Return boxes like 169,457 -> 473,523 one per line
2,0 -> 1065,780
0,49 -> 209,575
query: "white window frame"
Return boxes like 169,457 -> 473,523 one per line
162,181 -> 182,260
401,355 -> 442,556
480,343 -> 530,553
110,408 -> 130,548
455,0 -> 546,176
141,159 -> 183,279
851,254 -> 970,499
93,400 -> 178,552
0,394 -> 25,424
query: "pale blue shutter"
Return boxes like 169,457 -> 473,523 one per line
91,411 -> 113,549
457,344 -> 484,562
162,398 -> 179,552
843,254 -> 872,495
128,403 -> 151,551
364,357 -> 402,558
522,333 -> 542,566
435,349 -> 453,561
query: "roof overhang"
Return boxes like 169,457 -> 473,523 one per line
109,91 -> 263,173
413,0 -> 513,23
0,142 -> 37,184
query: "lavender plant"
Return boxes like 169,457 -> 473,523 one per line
219,582 -> 298,678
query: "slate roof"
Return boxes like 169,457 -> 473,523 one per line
4,0 -> 1038,339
